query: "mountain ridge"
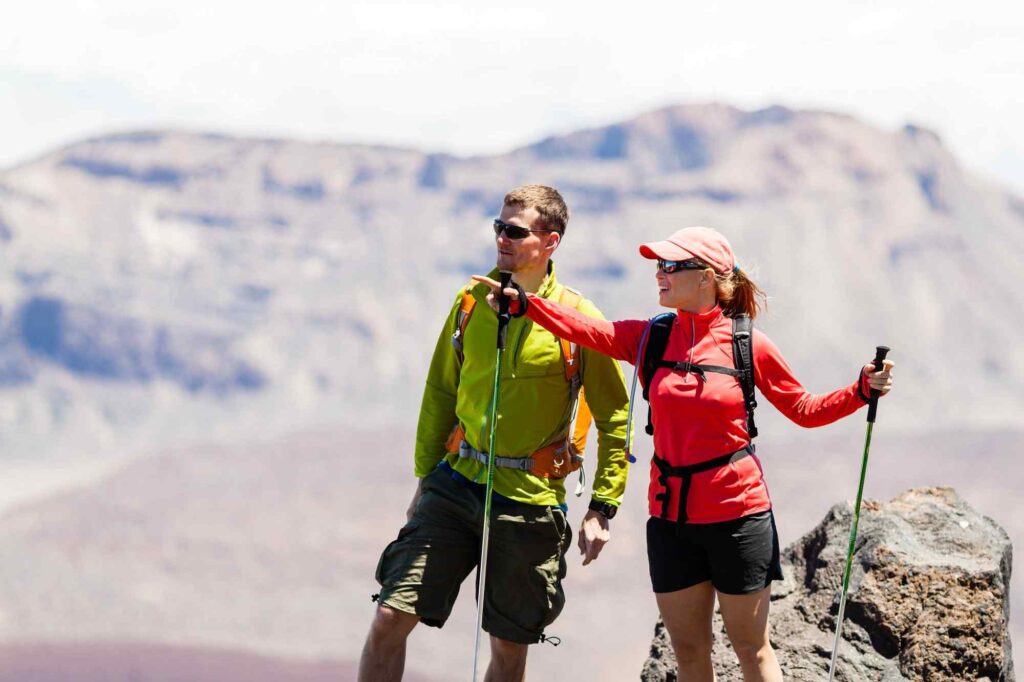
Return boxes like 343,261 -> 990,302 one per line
4,103 -> 957,176
0,101 -> 1020,460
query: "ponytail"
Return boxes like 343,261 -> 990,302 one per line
716,267 -> 767,319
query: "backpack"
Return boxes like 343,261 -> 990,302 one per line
450,282 -> 593,464
639,313 -> 758,440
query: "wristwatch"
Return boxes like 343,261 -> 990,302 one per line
588,499 -> 618,520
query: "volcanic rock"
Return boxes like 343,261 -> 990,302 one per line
641,487 -> 1014,681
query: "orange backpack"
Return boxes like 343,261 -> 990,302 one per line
448,283 -> 593,483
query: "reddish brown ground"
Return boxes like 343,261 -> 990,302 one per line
0,641 -> 437,682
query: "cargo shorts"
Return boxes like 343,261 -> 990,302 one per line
374,466 -> 573,644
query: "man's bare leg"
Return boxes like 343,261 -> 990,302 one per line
484,635 -> 528,682
357,605 -> 420,682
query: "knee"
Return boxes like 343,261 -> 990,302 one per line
489,637 -> 528,668
669,633 -> 714,666
730,637 -> 772,667
367,605 -> 418,646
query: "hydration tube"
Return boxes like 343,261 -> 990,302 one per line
623,313 -> 675,463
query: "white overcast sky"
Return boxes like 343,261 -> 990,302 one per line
2,0 -> 1023,192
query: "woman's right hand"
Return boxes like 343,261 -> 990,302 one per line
471,275 -> 522,313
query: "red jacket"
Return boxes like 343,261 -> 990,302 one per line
525,296 -> 869,524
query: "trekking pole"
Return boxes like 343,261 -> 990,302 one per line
827,346 -> 890,681
471,270 -> 513,682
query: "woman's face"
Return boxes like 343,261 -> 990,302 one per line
656,263 -> 715,310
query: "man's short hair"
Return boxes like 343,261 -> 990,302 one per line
503,185 -> 569,235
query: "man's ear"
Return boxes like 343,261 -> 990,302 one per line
546,231 -> 562,253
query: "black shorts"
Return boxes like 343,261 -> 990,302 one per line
647,511 -> 783,595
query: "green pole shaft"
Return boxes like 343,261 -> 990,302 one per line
827,422 -> 874,681
828,345 -> 888,680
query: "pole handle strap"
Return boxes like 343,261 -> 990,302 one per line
866,346 -> 890,423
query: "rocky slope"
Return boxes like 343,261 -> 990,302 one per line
0,424 -> 1017,681
641,488 -> 1014,681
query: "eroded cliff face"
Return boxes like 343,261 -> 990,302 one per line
642,487 -> 1014,681
1,104 -> 1022,460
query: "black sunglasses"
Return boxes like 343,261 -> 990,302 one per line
656,258 -> 707,274
493,219 -> 556,240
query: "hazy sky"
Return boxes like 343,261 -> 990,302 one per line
3,0 -> 1023,192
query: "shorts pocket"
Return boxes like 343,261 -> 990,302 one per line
547,507 -> 571,553
374,521 -> 421,587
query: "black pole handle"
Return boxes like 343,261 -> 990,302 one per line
496,270 -> 513,350
866,345 -> 890,423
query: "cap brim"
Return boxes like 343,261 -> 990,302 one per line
638,240 -> 695,261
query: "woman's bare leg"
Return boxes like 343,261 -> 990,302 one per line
655,581 -> 718,682
717,587 -> 782,682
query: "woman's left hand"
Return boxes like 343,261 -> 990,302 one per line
863,359 -> 895,397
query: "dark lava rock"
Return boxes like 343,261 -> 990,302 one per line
641,488 -> 1013,681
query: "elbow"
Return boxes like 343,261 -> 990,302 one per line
785,409 -> 822,429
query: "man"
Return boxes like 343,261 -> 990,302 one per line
357,185 -> 631,682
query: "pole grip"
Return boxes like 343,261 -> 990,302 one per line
866,345 -> 890,423
496,271 -> 512,350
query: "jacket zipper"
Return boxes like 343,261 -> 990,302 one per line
685,316 -> 696,382
510,318 -> 528,375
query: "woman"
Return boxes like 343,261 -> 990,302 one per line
474,226 -> 895,682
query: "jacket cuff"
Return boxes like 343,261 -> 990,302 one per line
508,283 -> 528,317
856,369 -> 872,403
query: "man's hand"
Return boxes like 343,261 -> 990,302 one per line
406,479 -> 425,522
578,510 -> 611,566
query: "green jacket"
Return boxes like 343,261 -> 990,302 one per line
414,263 -> 631,507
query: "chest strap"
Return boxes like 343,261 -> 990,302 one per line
652,445 -> 754,523
652,360 -> 743,381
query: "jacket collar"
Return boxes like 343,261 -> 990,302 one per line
478,260 -> 558,299
675,304 -> 724,329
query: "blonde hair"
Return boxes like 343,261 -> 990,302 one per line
503,185 -> 569,235
715,267 -> 767,319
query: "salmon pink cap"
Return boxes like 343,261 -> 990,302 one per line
638,226 -> 736,275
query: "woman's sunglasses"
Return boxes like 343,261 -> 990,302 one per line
493,219 -> 557,240
656,258 -> 708,274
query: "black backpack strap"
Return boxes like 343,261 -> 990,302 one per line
641,314 -> 676,436
732,315 -> 758,440
652,455 -> 672,519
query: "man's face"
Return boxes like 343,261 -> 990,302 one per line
494,204 -> 560,272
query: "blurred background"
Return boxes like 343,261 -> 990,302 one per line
0,1 -> 1022,680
